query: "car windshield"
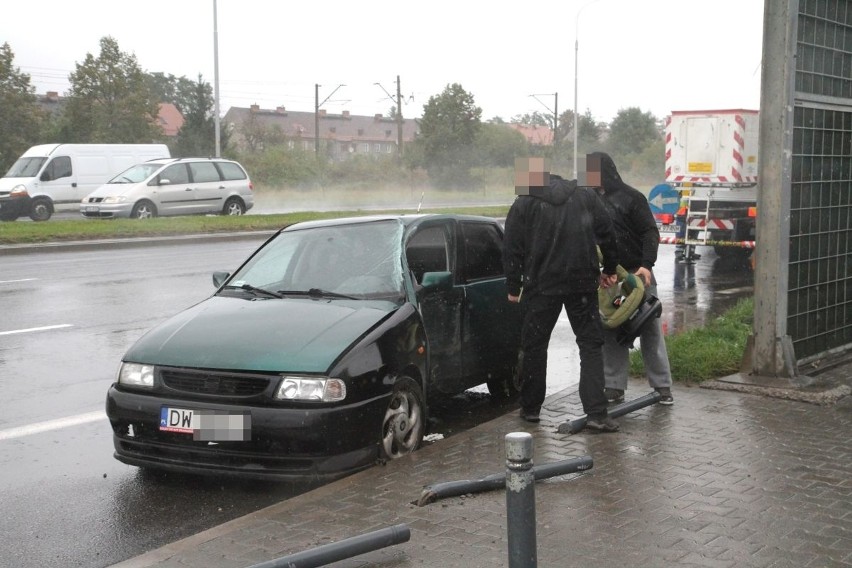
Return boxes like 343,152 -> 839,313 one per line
4,157 -> 46,178
108,163 -> 163,184
226,220 -> 405,299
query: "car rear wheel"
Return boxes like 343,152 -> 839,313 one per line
131,200 -> 157,219
222,197 -> 245,216
380,377 -> 425,460
29,197 -> 53,221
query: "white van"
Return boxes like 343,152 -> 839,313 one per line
0,143 -> 170,221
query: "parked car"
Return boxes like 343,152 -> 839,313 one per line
105,214 -> 522,481
80,157 -> 253,219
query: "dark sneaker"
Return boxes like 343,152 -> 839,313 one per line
520,408 -> 541,423
585,415 -> 619,432
604,388 -> 624,403
656,387 -> 674,406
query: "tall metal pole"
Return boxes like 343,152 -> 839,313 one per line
213,0 -> 221,157
573,34 -> 578,178
396,75 -> 404,160
553,92 -> 558,160
574,0 -> 602,178
315,83 -> 320,156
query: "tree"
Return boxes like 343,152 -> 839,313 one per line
415,83 -> 482,188
607,107 -> 660,161
0,43 -> 46,172
475,123 -> 529,168
510,111 -> 551,128
59,36 -> 161,143
173,74 -> 224,157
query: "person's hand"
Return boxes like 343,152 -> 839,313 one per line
599,272 -> 617,288
507,294 -> 521,303
634,267 -> 652,287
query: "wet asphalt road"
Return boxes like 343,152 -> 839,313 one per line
0,237 -> 754,568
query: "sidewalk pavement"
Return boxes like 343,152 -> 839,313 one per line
112,357 -> 852,568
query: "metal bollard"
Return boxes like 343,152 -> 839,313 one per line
505,432 -> 536,568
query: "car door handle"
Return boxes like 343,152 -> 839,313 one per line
185,188 -> 194,191
72,182 -> 77,187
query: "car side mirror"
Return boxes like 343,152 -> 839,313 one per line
158,178 -> 171,186
420,271 -> 452,293
212,271 -> 230,288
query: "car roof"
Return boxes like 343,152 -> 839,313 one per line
144,157 -> 238,165
280,213 -> 502,232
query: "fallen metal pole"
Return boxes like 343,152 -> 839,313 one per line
246,523 -> 411,568
557,391 -> 662,434
416,455 -> 593,506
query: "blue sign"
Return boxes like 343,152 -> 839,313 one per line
647,183 -> 680,215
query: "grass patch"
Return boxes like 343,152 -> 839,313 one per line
0,205 -> 511,245
630,297 -> 754,383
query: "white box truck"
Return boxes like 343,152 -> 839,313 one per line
0,143 -> 171,221
658,109 -> 759,260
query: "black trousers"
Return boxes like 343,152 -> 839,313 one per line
519,292 -> 608,418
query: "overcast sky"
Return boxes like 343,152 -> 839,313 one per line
3,0 -> 765,123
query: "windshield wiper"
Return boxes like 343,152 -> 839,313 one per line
231,283 -> 284,298
277,288 -> 358,300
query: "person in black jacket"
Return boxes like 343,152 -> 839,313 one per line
588,151 -> 674,405
503,159 -> 621,431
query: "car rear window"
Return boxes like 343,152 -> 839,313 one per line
217,162 -> 248,181
189,162 -> 221,183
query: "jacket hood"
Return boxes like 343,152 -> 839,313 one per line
123,296 -> 396,373
530,174 -> 576,205
588,151 -> 627,192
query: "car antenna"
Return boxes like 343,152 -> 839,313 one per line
417,191 -> 425,213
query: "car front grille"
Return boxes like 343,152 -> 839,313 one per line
160,368 -> 272,397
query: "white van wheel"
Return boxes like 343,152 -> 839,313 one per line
131,200 -> 157,219
29,197 -> 53,221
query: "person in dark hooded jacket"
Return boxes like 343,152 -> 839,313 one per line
588,151 -> 674,405
503,168 -> 621,431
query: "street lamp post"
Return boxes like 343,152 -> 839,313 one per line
213,0 -> 221,157
574,0 -> 602,178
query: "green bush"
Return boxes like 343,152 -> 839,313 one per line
630,298 -> 754,383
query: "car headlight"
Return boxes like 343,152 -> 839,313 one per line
275,376 -> 346,402
10,184 -> 28,197
118,362 -> 155,388
103,196 -> 127,204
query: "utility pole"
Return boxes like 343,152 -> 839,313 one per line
530,93 -> 558,158
315,83 -> 345,157
375,77 -> 406,160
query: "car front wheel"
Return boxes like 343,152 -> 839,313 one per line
380,377 -> 425,460
29,197 -> 53,221
222,197 -> 245,215
131,200 -> 157,219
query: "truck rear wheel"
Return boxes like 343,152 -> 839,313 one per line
29,197 -> 53,221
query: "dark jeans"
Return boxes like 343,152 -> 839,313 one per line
519,292 -> 608,418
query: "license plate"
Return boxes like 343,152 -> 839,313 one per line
85,206 -> 99,212
658,223 -> 680,233
159,406 -> 251,441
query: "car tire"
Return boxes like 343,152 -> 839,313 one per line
0,204 -> 19,221
486,349 -> 522,400
29,197 -> 53,221
380,377 -> 425,460
222,197 -> 245,216
131,200 -> 157,219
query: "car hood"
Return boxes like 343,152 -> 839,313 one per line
85,183 -> 140,198
0,177 -> 35,191
124,296 -> 398,373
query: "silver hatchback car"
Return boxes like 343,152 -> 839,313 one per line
80,157 -> 254,219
